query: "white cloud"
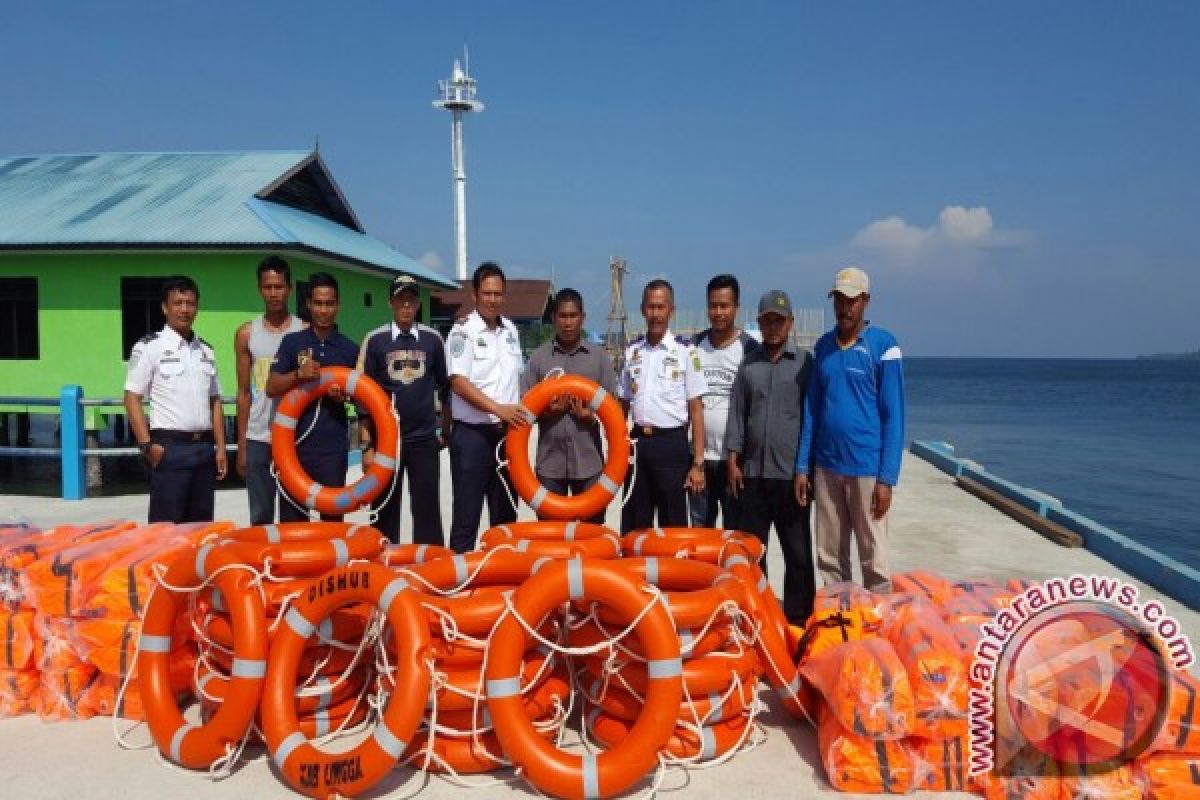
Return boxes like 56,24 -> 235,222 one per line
850,205 -> 1026,267
416,250 -> 445,273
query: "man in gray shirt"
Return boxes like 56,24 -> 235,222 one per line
521,288 -> 618,523
725,289 -> 815,623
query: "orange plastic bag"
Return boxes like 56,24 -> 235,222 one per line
0,669 -> 39,716
892,570 -> 954,606
82,521 -> 229,618
906,735 -> 990,793
34,614 -> 84,671
71,615 -> 192,678
1,609 -> 36,670
0,521 -> 134,609
801,637 -> 915,739
813,582 -> 886,627
1153,670 -> 1200,755
21,523 -> 177,616
885,609 -> 968,738
816,704 -> 913,793
1137,753 -> 1200,799
1061,765 -> 1143,800
983,776 -> 1063,800
37,663 -> 100,721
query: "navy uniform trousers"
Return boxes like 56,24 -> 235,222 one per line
148,438 -> 217,523
371,437 -> 444,546
448,421 -> 517,553
620,427 -> 690,533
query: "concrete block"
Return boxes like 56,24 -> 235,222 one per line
909,440 -> 965,477
961,464 -> 1062,517
1048,507 -> 1200,611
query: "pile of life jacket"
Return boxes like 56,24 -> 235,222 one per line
790,571 -> 1200,798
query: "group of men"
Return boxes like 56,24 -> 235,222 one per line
122,257 -> 904,617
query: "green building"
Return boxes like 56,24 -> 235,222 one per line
0,151 -> 457,426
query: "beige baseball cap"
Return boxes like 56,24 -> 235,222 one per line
829,266 -> 870,298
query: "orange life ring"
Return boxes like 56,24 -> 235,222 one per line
196,662 -> 367,716
483,521 -> 619,542
505,374 -> 630,521
138,543 -> 267,769
271,366 -> 399,516
580,671 -> 753,726
432,669 -> 571,733
486,558 -> 682,799
381,543 -> 454,567
587,557 -> 746,630
219,522 -> 386,577
586,707 -> 751,761
197,605 -> 368,651
719,542 -> 808,720
580,643 -> 758,697
430,646 -> 557,713
261,564 -> 431,798
622,528 -> 765,564
567,618 -> 732,661
403,550 -> 548,636
481,527 -> 622,560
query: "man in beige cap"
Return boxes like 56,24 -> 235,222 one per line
793,267 -> 905,592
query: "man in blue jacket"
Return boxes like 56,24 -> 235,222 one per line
794,267 -> 904,592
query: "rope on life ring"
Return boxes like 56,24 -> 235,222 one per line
505,374 -> 630,521
271,366 -> 399,516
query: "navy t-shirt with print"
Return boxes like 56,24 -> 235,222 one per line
272,326 -> 360,455
359,323 -> 448,444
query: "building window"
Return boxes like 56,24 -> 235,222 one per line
0,277 -> 39,360
364,291 -> 373,308
295,280 -> 311,323
121,276 -> 168,359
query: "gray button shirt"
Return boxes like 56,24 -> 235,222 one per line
521,338 -> 619,480
724,343 -> 813,480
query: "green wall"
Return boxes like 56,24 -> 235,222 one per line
0,251 -> 431,404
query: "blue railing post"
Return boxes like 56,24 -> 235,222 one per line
60,385 -> 85,501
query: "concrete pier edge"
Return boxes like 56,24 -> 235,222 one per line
909,440 -> 1200,611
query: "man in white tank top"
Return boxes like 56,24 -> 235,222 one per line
234,256 -> 306,524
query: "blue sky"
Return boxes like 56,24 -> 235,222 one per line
2,2 -> 1197,356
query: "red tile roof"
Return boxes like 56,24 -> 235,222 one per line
431,279 -> 554,322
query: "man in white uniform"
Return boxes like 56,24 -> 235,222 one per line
619,279 -> 708,533
446,262 -> 530,552
124,275 -> 227,523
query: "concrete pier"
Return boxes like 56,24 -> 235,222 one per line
0,455 -> 1196,799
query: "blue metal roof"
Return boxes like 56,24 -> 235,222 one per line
0,151 -> 457,288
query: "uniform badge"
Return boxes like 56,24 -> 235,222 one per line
631,380 -> 639,395
631,349 -> 641,364
449,332 -> 467,358
692,354 -> 702,371
476,337 -> 487,348
672,370 -> 681,380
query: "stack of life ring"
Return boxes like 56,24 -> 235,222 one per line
397,549 -> 572,774
574,555 -> 765,763
191,523 -> 386,742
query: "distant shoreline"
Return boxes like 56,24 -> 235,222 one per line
1135,349 -> 1200,361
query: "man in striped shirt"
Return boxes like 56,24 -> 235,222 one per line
794,267 -> 905,593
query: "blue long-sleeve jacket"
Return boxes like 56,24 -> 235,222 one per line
795,325 -> 905,486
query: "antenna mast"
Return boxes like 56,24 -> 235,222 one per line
434,51 -> 484,282
606,257 -> 629,371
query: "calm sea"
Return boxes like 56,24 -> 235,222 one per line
906,358 -> 1200,565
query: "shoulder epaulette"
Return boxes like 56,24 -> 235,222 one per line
198,337 -> 212,349
454,316 -> 469,325
136,332 -> 158,346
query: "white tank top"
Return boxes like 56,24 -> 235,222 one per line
246,314 -> 305,442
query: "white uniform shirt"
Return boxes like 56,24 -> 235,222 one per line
618,331 -> 708,428
124,326 -> 222,432
447,310 -> 523,424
